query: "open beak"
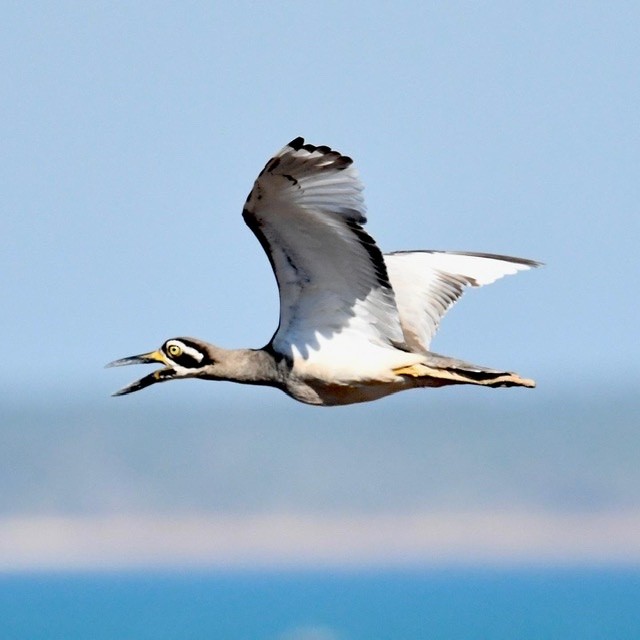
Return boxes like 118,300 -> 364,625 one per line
106,349 -> 176,396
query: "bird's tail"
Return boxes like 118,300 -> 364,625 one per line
393,357 -> 535,389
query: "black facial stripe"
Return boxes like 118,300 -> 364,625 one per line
172,351 -> 203,368
163,339 -> 214,368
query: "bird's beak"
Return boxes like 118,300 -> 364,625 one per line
106,349 -> 176,396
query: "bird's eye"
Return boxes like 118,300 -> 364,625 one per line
167,344 -> 182,357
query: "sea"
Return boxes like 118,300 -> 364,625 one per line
1,567 -> 639,639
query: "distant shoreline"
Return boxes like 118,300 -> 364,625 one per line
2,511 -> 640,571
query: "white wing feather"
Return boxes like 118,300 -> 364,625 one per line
243,138 -> 408,379
385,251 -> 540,353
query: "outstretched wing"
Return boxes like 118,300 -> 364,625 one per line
243,138 -> 405,361
384,251 -> 540,353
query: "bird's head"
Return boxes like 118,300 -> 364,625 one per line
107,337 -> 213,396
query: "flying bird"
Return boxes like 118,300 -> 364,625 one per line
108,137 -> 539,406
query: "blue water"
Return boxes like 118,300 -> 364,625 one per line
1,568 -> 639,639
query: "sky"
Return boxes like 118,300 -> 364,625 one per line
1,2 -> 639,568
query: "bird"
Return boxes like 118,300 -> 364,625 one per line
108,137 -> 539,406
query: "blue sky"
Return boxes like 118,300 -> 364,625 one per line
2,2 -> 638,402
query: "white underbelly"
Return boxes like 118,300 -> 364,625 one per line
285,331 -> 424,384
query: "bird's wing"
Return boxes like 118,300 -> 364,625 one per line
384,251 -> 540,353
243,137 -> 405,361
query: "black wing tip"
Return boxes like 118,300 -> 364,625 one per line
285,137 -> 353,168
287,137 -> 321,154
387,250 -> 543,268
288,136 -> 305,150
446,252 -> 544,268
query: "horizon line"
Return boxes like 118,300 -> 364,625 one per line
2,510 -> 639,572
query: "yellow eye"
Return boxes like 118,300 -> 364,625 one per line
167,344 -> 182,357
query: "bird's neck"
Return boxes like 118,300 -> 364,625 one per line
208,346 -> 288,387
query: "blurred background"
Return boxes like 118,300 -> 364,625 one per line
1,0 -> 639,579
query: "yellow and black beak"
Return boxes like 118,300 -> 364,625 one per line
106,349 -> 176,396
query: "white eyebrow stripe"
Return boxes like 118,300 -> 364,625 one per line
169,341 -> 205,363
182,344 -> 204,362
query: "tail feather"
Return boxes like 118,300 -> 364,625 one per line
393,362 -> 536,389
